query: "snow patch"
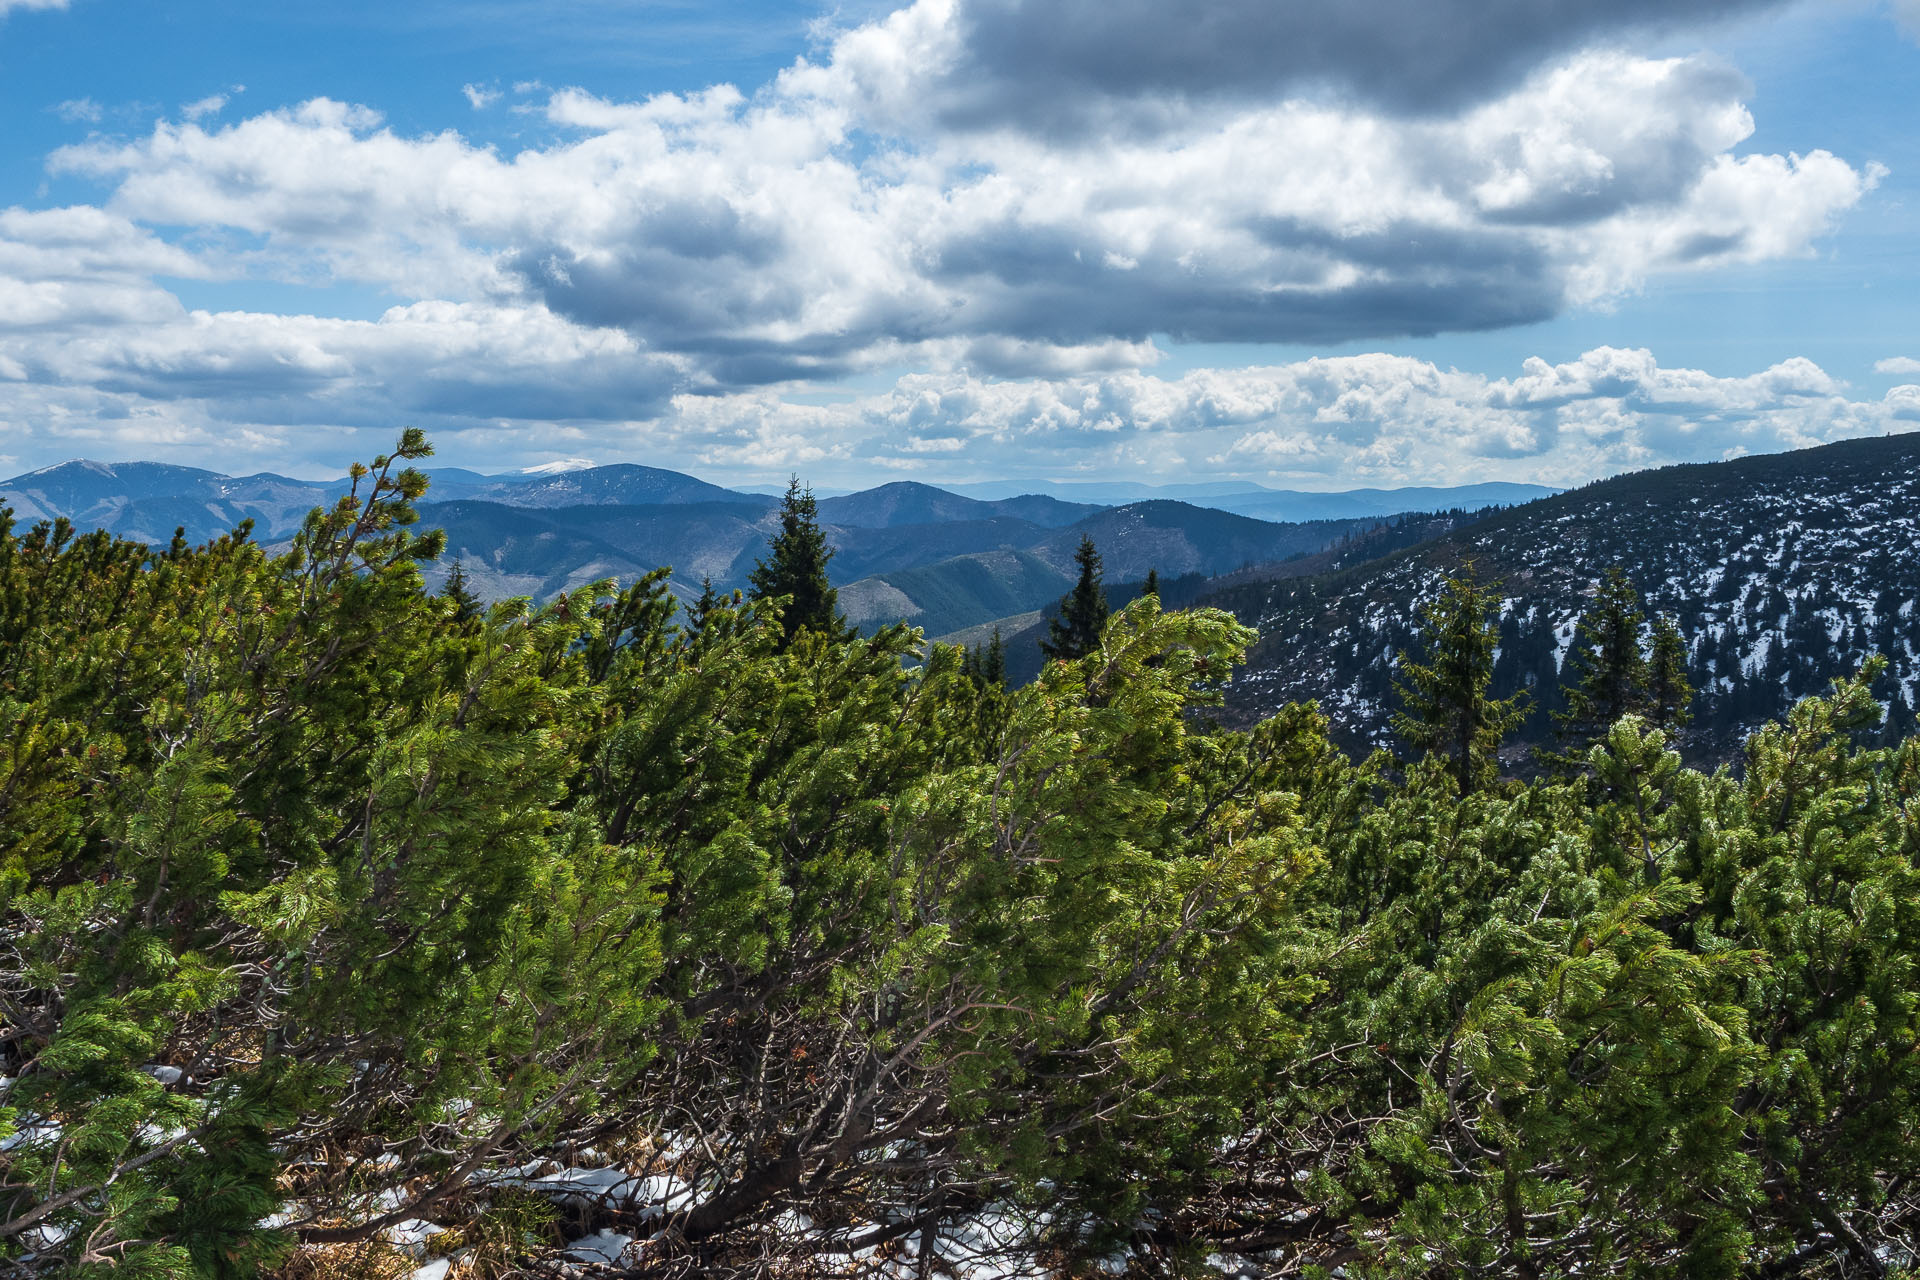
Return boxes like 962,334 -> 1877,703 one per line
567,1229 -> 641,1264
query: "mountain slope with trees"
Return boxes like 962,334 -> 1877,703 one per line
441,462 -> 767,509
836,510 -> 1391,636
1210,433 -> 1920,759
0,462 -> 336,545
815,480 -> 1100,529
938,510 -> 1491,688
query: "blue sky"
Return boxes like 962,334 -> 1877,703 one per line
1,0 -> 1917,489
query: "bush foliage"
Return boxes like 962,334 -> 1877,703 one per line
2,434 -> 1917,1278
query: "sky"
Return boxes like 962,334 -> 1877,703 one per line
1,0 -> 1918,490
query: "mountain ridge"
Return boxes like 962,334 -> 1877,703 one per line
2,458 -> 1545,539
1201,433 -> 1920,758
2,458 -> 1529,642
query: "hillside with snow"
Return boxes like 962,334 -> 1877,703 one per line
1206,434 -> 1920,758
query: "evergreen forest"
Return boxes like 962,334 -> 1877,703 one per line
4,434 -> 1919,1279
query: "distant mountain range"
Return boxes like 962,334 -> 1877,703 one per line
834,504 -> 1391,638
945,479 -> 1555,521
408,494 -> 1400,636
0,460 -> 1545,537
0,460 -> 339,548
0,460 -> 1531,640
11,442 -> 1917,768
9,443 -> 1914,763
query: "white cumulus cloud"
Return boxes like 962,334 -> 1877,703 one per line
628,348 -> 1918,488
0,0 -> 1887,481
43,49 -> 1876,380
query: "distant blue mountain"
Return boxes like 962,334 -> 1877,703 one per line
454,463 -> 769,509
946,479 -> 1273,503
0,461 -> 334,544
1204,482 -> 1556,523
0,459 -> 770,541
816,481 -> 1099,529
944,478 -> 1555,518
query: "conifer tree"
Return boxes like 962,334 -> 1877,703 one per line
1041,534 -> 1109,662
982,626 -> 1006,687
1142,567 -> 1161,599
1556,568 -> 1650,744
1391,568 -> 1528,795
441,556 -> 482,622
685,574 -> 723,637
1646,612 -> 1695,732
747,478 -> 844,646
962,627 -> 1007,690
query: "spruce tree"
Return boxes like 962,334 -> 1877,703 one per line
441,556 -> 482,622
982,627 -> 1006,687
1553,567 -> 1650,758
748,477 -> 844,646
1142,567 -> 1161,599
686,574 -> 722,635
1041,535 -> 1109,662
1646,612 -> 1695,733
963,627 -> 1007,690
1391,569 -> 1528,795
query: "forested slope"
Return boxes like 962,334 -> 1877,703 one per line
842,510 -> 1392,639
1212,434 -> 1920,758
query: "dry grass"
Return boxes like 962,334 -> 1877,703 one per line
258,1186 -> 566,1280
436,1187 -> 567,1280
263,1239 -> 414,1280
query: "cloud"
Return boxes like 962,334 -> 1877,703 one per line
1875,356 -> 1920,375
649,348 -> 1918,486
182,94 -> 230,121
32,302 -> 688,424
54,98 -> 102,124
45,48 -> 1875,381
0,202 -> 683,441
0,303 -> 1909,484
541,55 -> 1870,348
0,206 -> 209,338
0,0 -> 67,16
1895,0 -> 1920,40
0,0 -> 1884,480
805,0 -> 1789,135
462,83 -> 501,109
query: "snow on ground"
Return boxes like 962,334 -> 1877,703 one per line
490,1165 -> 698,1220
384,1218 -> 441,1257
566,1229 -> 642,1265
